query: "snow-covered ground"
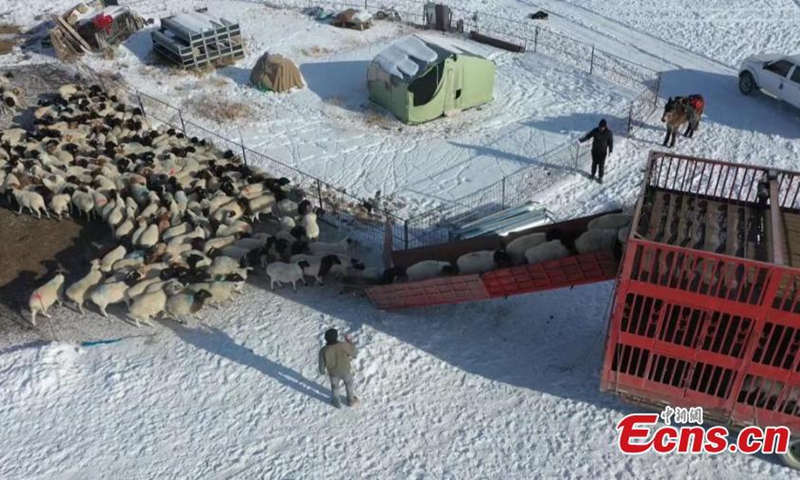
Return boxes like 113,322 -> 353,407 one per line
78,2 -> 636,215
2,0 -> 800,478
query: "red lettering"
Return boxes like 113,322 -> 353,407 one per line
760,426 -> 790,454
738,427 -> 762,454
704,426 -> 728,454
652,427 -> 678,453
677,426 -> 705,453
616,414 -> 658,454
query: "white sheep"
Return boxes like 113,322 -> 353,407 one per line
28,273 -> 65,326
123,278 -> 162,305
165,290 -> 212,321
187,279 -> 245,306
456,250 -> 514,275
88,281 -> 129,317
49,193 -> 71,219
524,240 -> 571,265
216,220 -> 251,238
587,213 -> 632,231
406,260 -> 458,282
203,234 -> 238,253
575,229 -> 619,254
279,215 -> 296,230
65,260 -> 103,314
71,189 -> 95,219
207,257 -> 250,280
299,211 -> 320,241
247,193 -> 276,221
127,289 -> 168,327
12,188 -> 49,219
166,226 -> 205,250
505,232 -> 547,265
115,216 -> 136,239
289,254 -> 341,285
136,223 -> 160,248
111,257 -> 145,273
163,222 -> 193,242
100,245 -> 126,273
265,260 -> 310,292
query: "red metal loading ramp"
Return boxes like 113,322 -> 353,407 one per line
601,151 -> 800,433
365,210 -> 623,310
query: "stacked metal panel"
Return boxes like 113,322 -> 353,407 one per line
151,10 -> 244,69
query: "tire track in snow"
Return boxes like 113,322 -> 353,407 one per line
519,0 -> 735,73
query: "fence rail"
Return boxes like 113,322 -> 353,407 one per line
78,0 -> 662,253
258,0 -> 661,249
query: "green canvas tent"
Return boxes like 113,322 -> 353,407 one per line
367,35 -> 496,125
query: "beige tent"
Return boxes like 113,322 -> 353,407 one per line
250,53 -> 304,93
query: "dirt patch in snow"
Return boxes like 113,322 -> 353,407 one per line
0,206 -> 114,339
188,95 -> 254,123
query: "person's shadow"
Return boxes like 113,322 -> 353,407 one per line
163,321 -> 332,404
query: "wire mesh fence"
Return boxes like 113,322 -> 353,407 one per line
404,83 -> 659,247
75,0 -> 663,253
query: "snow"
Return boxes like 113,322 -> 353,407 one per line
2,0 -> 800,478
70,3 -> 634,215
374,36 -> 438,79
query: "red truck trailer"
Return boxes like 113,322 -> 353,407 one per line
364,210 -> 623,310
601,151 -> 800,465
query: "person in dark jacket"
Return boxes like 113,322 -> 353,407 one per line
318,328 -> 359,408
579,119 -> 614,183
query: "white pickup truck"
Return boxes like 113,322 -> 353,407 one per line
738,54 -> 800,109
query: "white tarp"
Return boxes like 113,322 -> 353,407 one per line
374,36 -> 438,79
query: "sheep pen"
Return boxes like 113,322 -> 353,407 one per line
0,72 -> 382,342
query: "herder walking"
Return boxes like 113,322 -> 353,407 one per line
579,119 -> 614,184
318,328 -> 360,408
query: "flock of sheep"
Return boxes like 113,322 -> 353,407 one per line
1,80 -> 632,330
1,82 -> 371,328
385,213 -> 632,283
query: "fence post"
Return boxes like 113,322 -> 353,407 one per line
316,179 -> 324,211
136,92 -> 146,117
404,220 -> 409,250
589,46 -> 595,75
627,101 -> 634,136
534,26 -> 539,53
239,135 -> 247,166
178,109 -> 186,133
653,72 -> 662,107
501,176 -> 506,209
574,143 -> 580,169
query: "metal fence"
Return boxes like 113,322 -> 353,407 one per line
401,84 -> 659,247
259,0 -> 662,249
77,0 -> 662,252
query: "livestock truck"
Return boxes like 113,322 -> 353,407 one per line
360,150 -> 800,467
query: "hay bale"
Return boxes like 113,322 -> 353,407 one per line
250,53 -> 303,93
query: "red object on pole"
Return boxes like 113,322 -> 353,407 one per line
93,13 -> 114,33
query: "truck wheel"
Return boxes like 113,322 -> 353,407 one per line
780,439 -> 800,469
739,72 -> 756,95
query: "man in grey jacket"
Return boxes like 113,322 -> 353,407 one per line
318,328 -> 359,408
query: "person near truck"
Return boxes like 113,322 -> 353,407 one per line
318,328 -> 359,408
579,118 -> 614,184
